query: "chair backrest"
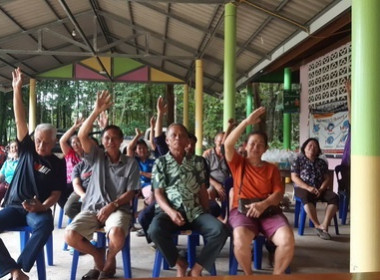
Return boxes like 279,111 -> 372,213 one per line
335,165 -> 350,193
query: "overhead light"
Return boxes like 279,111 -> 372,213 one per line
71,29 -> 76,37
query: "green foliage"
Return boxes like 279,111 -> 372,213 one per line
0,79 -> 299,151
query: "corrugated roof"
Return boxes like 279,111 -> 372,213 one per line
0,0 -> 351,95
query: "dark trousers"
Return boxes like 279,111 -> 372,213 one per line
147,211 -> 228,273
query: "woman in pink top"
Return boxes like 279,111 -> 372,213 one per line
58,118 -> 84,208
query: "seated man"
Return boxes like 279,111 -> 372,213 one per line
0,68 -> 66,280
147,123 -> 228,277
65,90 -> 140,280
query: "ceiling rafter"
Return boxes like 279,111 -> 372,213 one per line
0,5 -> 63,66
58,0 -> 112,81
139,2 -> 268,58
127,2 -> 140,55
161,3 -> 171,70
206,0 -> 291,90
184,4 -> 224,82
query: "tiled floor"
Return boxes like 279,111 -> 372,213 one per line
0,192 -> 350,280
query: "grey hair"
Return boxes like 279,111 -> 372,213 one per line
35,123 -> 57,141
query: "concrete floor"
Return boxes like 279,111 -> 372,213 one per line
0,193 -> 350,280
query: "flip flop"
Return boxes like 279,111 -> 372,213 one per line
81,269 -> 100,280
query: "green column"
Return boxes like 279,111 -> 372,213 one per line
283,68 -> 292,149
246,83 -> 253,134
351,0 -> 380,272
223,3 -> 236,131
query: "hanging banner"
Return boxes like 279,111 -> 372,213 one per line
309,111 -> 349,155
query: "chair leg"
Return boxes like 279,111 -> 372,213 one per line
58,207 -> 64,229
45,234 -> 53,266
298,206 -> 307,236
70,249 -> 80,280
253,236 -> 264,270
333,214 -> 339,235
122,234 -> 132,278
294,199 -> 300,228
152,249 -> 163,277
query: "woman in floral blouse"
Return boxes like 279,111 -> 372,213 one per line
291,138 -> 339,240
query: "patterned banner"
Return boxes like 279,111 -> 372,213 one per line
309,111 -> 349,155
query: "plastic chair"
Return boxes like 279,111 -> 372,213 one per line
229,235 -> 265,274
152,230 -> 216,277
335,164 -> 350,225
294,196 -> 339,236
70,230 -> 132,280
10,226 -> 54,280
229,235 -> 290,274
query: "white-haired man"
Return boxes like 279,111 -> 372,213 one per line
0,68 -> 66,280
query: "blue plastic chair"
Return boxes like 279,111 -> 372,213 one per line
229,235 -> 265,273
294,196 -> 339,236
70,230 -> 132,280
10,226 -> 54,280
152,230 -> 216,277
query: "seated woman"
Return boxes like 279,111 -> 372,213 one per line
290,138 -> 339,240
0,140 -> 19,203
224,107 -> 294,275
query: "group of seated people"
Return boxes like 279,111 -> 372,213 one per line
0,68 -> 345,280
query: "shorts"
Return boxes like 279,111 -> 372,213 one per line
66,210 -> 131,241
228,208 -> 289,238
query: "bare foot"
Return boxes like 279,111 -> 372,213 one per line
188,263 -> 203,277
103,254 -> 116,276
11,269 -> 29,280
93,247 -> 106,271
176,257 -> 188,277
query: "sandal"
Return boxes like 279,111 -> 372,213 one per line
315,228 -> 331,240
81,269 -> 100,280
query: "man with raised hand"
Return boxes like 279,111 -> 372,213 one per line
0,68 -> 66,280
65,90 -> 140,280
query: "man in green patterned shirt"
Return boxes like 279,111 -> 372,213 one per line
148,123 -> 228,277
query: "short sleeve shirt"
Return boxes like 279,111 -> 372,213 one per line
136,157 -> 155,187
204,148 -> 230,184
291,154 -> 328,189
227,151 -> 283,210
81,145 -> 141,213
71,160 -> 93,191
2,134 -> 66,207
152,153 -> 207,222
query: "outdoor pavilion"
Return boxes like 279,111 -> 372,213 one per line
0,0 -> 378,276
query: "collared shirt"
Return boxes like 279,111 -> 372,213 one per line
152,152 -> 207,222
291,154 -> 328,189
81,145 -> 140,212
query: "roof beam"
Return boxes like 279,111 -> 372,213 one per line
58,0 -> 112,81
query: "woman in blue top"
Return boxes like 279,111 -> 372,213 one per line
0,140 -> 19,202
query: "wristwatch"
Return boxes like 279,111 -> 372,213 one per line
112,201 -> 119,209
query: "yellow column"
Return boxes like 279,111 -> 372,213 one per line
28,78 -> 36,134
183,84 -> 189,129
195,60 -> 203,156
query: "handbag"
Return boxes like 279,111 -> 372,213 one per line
237,162 -> 282,218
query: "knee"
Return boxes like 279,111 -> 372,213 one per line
65,229 -> 77,246
274,227 -> 295,251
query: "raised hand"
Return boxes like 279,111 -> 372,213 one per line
245,107 -> 266,126
94,90 -> 113,114
156,96 -> 168,115
74,117 -> 84,129
135,128 -> 143,138
12,67 -> 23,90
97,111 -> 109,130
